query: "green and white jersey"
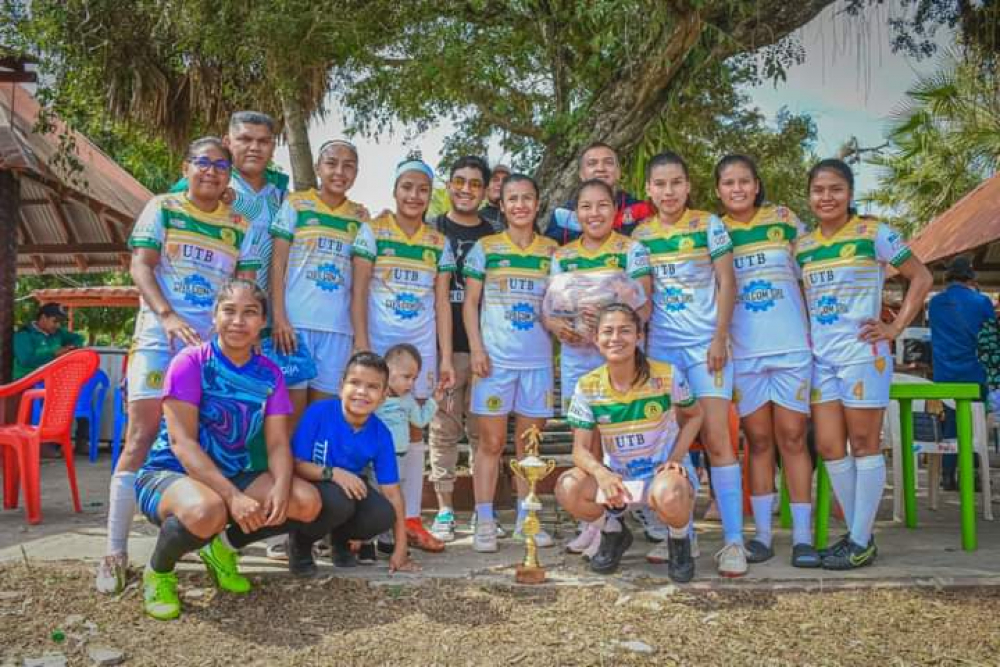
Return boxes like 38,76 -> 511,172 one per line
351,213 -> 456,354
463,232 -> 558,370
129,193 -> 260,342
796,216 -> 913,366
633,209 -> 733,349
723,205 -> 810,360
270,190 -> 365,335
567,360 -> 695,481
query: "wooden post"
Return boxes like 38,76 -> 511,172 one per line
0,169 -> 18,387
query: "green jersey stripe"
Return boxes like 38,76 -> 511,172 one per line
796,239 -> 876,266
637,232 -> 708,255
728,223 -> 797,248
375,238 -> 442,263
557,253 -> 627,272
294,211 -> 360,235
484,253 -> 549,272
162,209 -> 246,246
589,394 -> 673,424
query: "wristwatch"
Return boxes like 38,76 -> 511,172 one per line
321,466 -> 334,482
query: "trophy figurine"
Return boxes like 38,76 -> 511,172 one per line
509,424 -> 556,584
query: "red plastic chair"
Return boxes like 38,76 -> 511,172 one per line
0,349 -> 99,524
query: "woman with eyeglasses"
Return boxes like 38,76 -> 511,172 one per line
270,139 -> 370,426
97,136 -> 262,595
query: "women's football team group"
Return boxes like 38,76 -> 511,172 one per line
91,111 -> 932,620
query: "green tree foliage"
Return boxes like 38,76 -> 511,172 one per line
13,273 -> 136,347
864,49 -> 1000,235
619,64 -> 817,220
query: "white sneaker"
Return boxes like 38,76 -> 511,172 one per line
96,552 -> 128,594
646,540 -> 671,564
566,522 -> 600,554
714,542 -> 748,578
514,526 -> 555,548
430,512 -> 456,542
470,514 -> 506,538
631,507 -> 668,542
473,519 -> 499,553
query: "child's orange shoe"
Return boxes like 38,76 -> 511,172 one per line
405,518 -> 445,553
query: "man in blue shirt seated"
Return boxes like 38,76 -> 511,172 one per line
289,351 -> 418,573
928,256 -> 995,490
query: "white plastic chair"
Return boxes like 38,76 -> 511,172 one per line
883,373 -> 993,521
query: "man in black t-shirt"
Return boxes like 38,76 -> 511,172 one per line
427,156 -> 496,542
480,163 -> 510,232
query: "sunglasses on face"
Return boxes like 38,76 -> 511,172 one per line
450,176 -> 484,192
189,156 -> 232,173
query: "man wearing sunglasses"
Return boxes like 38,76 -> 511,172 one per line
426,155 -> 495,542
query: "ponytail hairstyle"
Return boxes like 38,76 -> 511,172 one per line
596,303 -> 650,388
644,151 -> 693,209
808,158 -> 857,216
714,154 -> 766,208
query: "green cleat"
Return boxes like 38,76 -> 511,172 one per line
199,536 -> 252,594
143,567 -> 181,621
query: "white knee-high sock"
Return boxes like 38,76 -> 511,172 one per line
750,493 -> 775,547
824,456 -> 857,530
790,503 -> 813,546
710,464 -> 744,546
106,471 -> 137,555
851,454 -> 886,546
401,442 -> 426,519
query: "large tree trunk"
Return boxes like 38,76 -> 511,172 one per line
533,2 -> 836,222
280,90 -> 316,192
0,170 -> 18,387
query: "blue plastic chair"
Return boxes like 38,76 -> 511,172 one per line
111,383 -> 127,470
30,368 -> 109,462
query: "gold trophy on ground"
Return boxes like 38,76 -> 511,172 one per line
509,424 -> 556,584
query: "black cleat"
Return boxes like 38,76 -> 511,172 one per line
287,531 -> 318,578
744,538 -> 774,564
822,538 -> 877,570
791,543 -> 821,568
376,538 -> 395,555
333,540 -> 357,568
590,524 -> 634,575
818,533 -> 850,560
357,541 -> 377,565
667,536 -> 695,583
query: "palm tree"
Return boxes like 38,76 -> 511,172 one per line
865,49 -> 1000,235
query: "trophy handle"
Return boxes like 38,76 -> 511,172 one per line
509,459 -> 524,481
543,460 -> 556,478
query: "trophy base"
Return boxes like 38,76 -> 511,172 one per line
515,565 -> 547,585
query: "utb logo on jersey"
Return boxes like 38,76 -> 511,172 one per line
839,244 -> 857,258
604,256 -> 619,268
347,221 -> 358,235
540,259 -> 550,272
679,237 -> 695,252
767,226 -> 785,242
423,249 -> 436,265
220,228 -> 236,246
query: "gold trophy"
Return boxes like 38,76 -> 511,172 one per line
509,425 -> 556,584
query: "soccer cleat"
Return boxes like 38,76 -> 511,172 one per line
818,533 -> 851,560
790,543 -> 822,569
96,552 -> 128,595
469,514 -> 506,538
473,518 -> 499,553
287,532 -> 318,578
199,536 -> 252,594
566,522 -> 601,554
142,567 -> 181,621
667,536 -> 695,583
430,511 -> 457,543
630,507 -> 668,543
715,542 -> 748,578
744,538 -> 775,564
590,524 -> 634,575
376,537 -> 395,555
406,518 -> 445,553
645,540 -> 671,564
357,541 -> 377,565
821,538 -> 877,570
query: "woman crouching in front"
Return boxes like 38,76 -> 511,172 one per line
555,304 -> 704,581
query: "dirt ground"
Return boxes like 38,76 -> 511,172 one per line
2,562 -> 999,666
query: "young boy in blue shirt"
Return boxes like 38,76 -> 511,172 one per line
289,351 -> 418,573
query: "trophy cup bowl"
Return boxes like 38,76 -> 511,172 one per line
509,454 -> 557,584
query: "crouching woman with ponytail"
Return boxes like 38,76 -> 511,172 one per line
555,304 -> 704,581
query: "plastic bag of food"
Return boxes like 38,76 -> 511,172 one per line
543,272 -> 647,346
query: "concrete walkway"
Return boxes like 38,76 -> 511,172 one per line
3,453 -> 1000,590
